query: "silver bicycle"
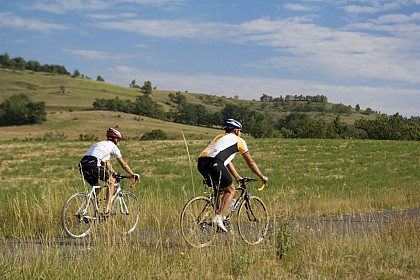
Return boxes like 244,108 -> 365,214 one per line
61,173 -> 140,238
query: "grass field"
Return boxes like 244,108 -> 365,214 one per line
0,138 -> 419,279
0,110 -> 220,141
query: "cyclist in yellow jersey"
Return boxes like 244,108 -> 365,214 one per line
197,119 -> 268,232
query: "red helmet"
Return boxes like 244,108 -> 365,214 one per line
106,128 -> 122,139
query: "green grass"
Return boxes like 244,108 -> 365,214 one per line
0,138 -> 419,279
0,68 -> 378,135
0,110 -> 221,141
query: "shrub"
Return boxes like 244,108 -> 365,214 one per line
140,129 -> 168,140
79,133 -> 98,141
42,132 -> 68,141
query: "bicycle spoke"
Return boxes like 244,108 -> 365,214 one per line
237,196 -> 268,245
180,196 -> 215,248
109,191 -> 140,235
62,193 -> 96,238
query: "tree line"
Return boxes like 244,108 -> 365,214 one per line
2,90 -> 420,141
91,91 -> 420,141
1,59 -> 419,141
0,53 -> 69,75
0,53 -> 105,81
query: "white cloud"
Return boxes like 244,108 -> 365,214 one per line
31,0 -> 111,14
97,19 -> 238,40
284,3 -> 317,12
86,12 -> 138,20
30,0 -> 187,14
63,49 -> 110,60
116,0 -> 187,8
96,16 -> 420,84
0,12 -> 68,32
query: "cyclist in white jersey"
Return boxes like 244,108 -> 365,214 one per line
79,128 -> 139,214
197,119 -> 268,232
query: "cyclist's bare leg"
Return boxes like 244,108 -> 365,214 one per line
104,176 -> 116,212
217,183 -> 235,217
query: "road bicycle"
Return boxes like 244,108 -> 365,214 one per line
180,177 -> 269,248
62,173 -> 140,238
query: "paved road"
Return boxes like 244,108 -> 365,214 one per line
287,207 -> 419,237
3,208 -> 419,256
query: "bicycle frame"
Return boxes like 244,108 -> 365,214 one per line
180,177 -> 268,247
222,178 -> 257,219
76,174 -> 137,222
62,173 -> 140,238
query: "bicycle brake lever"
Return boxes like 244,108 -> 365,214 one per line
130,178 -> 139,188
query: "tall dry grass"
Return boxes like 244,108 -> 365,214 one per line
0,138 -> 419,278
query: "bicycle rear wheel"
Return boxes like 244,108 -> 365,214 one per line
62,192 -> 96,238
110,191 -> 140,235
237,196 -> 269,245
180,196 -> 215,248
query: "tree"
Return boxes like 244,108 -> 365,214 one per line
168,92 -> 187,105
72,69 -> 81,78
133,94 -> 165,119
0,52 -> 11,66
260,94 -> 273,102
26,60 -> 41,71
129,79 -> 139,88
96,75 -> 105,82
141,81 -> 153,95
10,57 -> 26,70
249,114 -> 278,138
0,94 -> 47,126
277,113 -> 328,139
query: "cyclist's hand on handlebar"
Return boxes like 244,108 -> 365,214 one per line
261,175 -> 268,184
133,173 -> 140,181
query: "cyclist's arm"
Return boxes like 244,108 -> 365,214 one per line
242,152 -> 268,183
227,162 -> 242,181
116,157 -> 135,176
105,161 -> 115,173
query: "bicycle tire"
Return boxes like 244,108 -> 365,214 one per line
110,191 -> 140,235
237,196 -> 269,245
62,192 -> 96,238
180,196 -> 215,248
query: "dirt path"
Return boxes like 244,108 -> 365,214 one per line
288,208 -> 419,237
3,208 -> 419,256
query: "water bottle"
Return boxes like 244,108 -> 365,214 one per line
228,197 -> 238,213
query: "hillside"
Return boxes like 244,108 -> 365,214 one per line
0,68 -> 379,140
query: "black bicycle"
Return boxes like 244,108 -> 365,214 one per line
180,177 -> 269,248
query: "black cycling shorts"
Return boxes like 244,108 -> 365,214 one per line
79,156 -> 110,186
197,157 -> 232,189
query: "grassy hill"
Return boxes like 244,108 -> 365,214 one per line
0,68 -> 378,140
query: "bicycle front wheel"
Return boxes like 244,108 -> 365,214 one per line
180,196 -> 215,248
62,192 -> 96,238
110,191 -> 140,235
237,196 -> 269,245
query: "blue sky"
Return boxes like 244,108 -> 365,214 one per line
1,0 -> 419,117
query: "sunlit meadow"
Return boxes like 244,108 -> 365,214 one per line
0,138 -> 419,279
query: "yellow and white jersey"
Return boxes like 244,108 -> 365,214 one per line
199,133 -> 248,166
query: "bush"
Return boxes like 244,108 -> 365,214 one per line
0,93 -> 47,126
42,132 -> 68,141
140,130 -> 168,140
79,133 -> 98,141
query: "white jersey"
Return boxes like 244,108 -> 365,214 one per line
84,140 -> 122,166
199,133 -> 248,166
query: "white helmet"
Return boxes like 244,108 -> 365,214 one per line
223,119 -> 242,130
